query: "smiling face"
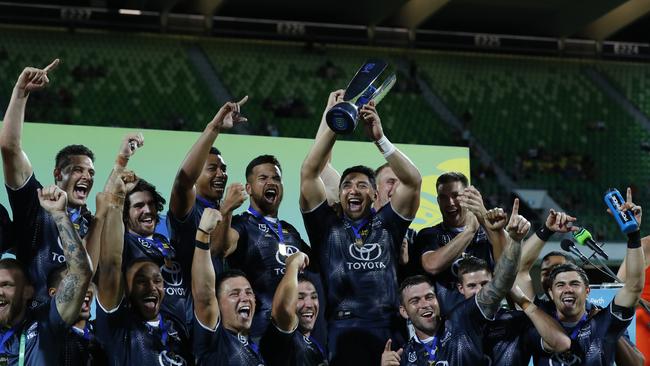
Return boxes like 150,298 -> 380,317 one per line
457,270 -> 492,299
55,155 -> 95,208
339,172 -> 376,221
126,262 -> 165,321
399,282 -> 440,338
196,154 -> 228,203
0,268 -> 31,328
437,180 -> 466,228
550,271 -> 589,322
296,281 -> 319,335
246,163 -> 283,217
375,167 -> 399,210
218,276 -> 256,334
126,191 -> 157,237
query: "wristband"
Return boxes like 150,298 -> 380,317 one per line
535,224 -> 554,242
374,136 -> 396,158
197,227 -> 210,236
627,230 -> 641,248
115,154 -> 129,168
195,240 -> 210,250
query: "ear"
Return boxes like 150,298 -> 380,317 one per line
245,183 -> 252,195
399,305 -> 409,320
585,286 -> 590,296
48,287 -> 57,297
456,282 -> 464,294
53,167 -> 62,182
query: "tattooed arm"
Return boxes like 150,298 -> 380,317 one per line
476,199 -> 529,319
38,185 -> 92,326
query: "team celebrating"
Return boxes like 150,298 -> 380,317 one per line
0,59 -> 647,366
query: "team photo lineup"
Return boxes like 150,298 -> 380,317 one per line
0,54 -> 647,366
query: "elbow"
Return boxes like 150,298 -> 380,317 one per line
552,335 -> 572,353
421,255 -> 443,276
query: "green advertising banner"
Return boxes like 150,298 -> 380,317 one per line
0,123 -> 469,238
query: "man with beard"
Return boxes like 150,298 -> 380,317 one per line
531,189 -> 645,366
214,155 -> 316,338
0,59 -> 102,304
300,99 -> 422,365
96,169 -> 192,365
47,267 -> 106,366
381,202 -> 543,365
0,185 -> 92,365
168,97 -> 249,274
192,207 -> 308,365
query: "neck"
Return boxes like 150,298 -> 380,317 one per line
557,308 -> 586,323
250,201 -> 277,218
414,320 -> 439,341
301,329 -> 311,338
129,228 -> 153,239
74,319 -> 87,330
224,323 -> 249,336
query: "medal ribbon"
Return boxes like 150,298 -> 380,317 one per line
247,207 -> 284,244
556,312 -> 588,340
128,232 -> 173,260
344,208 -> 375,244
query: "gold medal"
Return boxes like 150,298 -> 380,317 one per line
355,238 -> 364,247
164,257 -> 173,269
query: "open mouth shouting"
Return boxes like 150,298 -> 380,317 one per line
263,187 -> 278,204
561,295 -> 576,308
237,304 -> 252,320
0,298 -> 8,313
73,181 -> 90,202
299,310 -> 315,322
347,197 -> 363,212
141,295 -> 159,313
211,179 -> 226,193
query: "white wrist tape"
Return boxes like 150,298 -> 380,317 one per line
375,136 -> 396,158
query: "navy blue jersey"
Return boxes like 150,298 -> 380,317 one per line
123,232 -> 193,330
484,309 -> 534,366
61,321 -> 107,366
7,174 -> 90,304
436,296 -> 492,365
0,299 -> 69,365
228,211 -> 314,337
95,300 -> 192,366
415,223 -> 494,289
193,319 -> 268,366
302,201 -> 411,323
167,197 -> 226,275
291,332 -> 328,366
400,335 -> 443,366
531,301 -> 634,366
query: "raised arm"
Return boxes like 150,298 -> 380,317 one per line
299,98 -> 337,212
317,90 -> 344,206
476,199 -> 528,319
359,101 -> 421,218
421,211 -> 478,275
97,169 -> 136,310
515,209 -> 577,298
38,185 -> 92,325
458,187 -> 508,260
0,59 -> 59,189
193,208 -> 222,328
272,252 -> 309,332
211,183 -> 246,257
509,285 -> 571,353
614,188 -> 645,308
170,97 -> 247,219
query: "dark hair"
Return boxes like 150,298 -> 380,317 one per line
47,264 -> 67,290
123,178 -> 166,225
209,147 -> 221,157
245,155 -> 282,181
216,269 -> 249,296
435,172 -> 468,191
399,275 -> 434,304
297,274 -> 314,286
55,145 -> 95,170
0,258 -> 28,283
549,263 -> 589,287
340,165 -> 377,190
457,256 -> 490,280
541,251 -> 573,264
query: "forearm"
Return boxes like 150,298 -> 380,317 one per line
97,197 -> 125,308
193,231 -> 218,326
421,230 -> 475,275
0,87 -> 27,151
177,127 -> 219,188
522,302 -> 571,352
615,337 -> 645,366
520,233 -> 546,273
477,239 -> 521,318
271,263 -> 299,331
486,229 -> 508,262
384,149 -> 421,188
211,212 -> 237,256
52,212 -> 92,324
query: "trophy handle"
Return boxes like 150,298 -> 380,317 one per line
343,59 -> 388,103
369,73 -> 397,105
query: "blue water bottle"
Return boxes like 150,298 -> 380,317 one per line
603,188 -> 639,234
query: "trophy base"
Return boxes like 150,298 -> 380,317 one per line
326,102 -> 358,134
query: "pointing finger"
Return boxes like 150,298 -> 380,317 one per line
237,95 -> 249,106
511,198 -> 520,217
626,187 -> 633,204
384,339 -> 392,352
44,58 -> 60,73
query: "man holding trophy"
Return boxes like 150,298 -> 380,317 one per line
300,60 -> 422,365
